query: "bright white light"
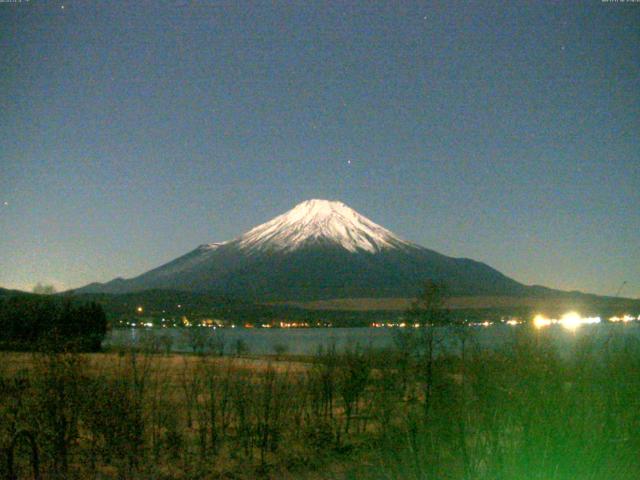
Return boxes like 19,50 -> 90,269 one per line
560,311 -> 582,330
533,314 -> 552,329
558,312 -> 600,330
534,312 -> 601,330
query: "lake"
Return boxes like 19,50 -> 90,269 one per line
105,322 -> 640,356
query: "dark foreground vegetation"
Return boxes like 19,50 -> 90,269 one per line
0,325 -> 638,480
0,294 -> 107,352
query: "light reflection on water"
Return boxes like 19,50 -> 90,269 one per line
104,323 -> 640,356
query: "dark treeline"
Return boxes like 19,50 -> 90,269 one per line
72,289 -> 395,326
70,289 -> 538,327
0,294 -> 107,351
69,287 -> 640,328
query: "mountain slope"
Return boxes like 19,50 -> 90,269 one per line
75,199 -> 534,300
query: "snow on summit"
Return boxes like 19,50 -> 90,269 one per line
236,199 -> 410,253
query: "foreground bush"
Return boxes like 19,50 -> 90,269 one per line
0,295 -> 107,352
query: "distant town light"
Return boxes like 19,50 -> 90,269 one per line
559,311 -> 582,331
533,314 -> 552,329
560,312 -> 601,330
136,306 -> 143,313
534,312 -> 601,330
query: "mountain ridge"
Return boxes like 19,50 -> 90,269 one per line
73,199 -> 583,301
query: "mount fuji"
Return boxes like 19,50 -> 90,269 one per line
76,199 -> 537,300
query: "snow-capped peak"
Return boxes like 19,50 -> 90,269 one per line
236,199 -> 409,253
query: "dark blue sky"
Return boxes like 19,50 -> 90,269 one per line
1,1 -> 638,298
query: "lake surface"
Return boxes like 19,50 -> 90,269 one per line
105,323 -> 640,356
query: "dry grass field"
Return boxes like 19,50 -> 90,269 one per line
0,351 -> 310,377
